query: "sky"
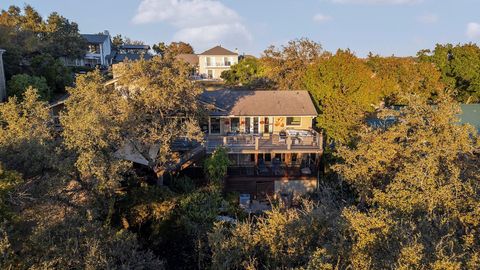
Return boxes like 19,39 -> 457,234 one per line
2,0 -> 480,57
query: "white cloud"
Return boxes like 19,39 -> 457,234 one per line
313,13 -> 333,23
132,0 -> 252,50
466,22 -> 480,39
417,13 -> 438,24
332,0 -> 421,4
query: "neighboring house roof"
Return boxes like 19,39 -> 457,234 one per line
120,44 -> 150,50
459,104 -> 480,131
113,53 -> 153,62
200,90 -> 318,116
200,46 -> 237,56
176,54 -> 199,66
82,34 -> 109,44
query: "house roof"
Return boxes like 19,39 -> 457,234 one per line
82,34 -> 109,44
459,104 -> 480,131
113,53 -> 153,63
200,90 -> 318,116
120,44 -> 150,50
176,54 -> 199,66
200,46 -> 237,56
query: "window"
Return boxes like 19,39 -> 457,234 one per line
210,117 -> 220,134
263,117 -> 270,133
207,70 -> 213,79
224,57 -> 230,66
230,118 -> 240,133
245,117 -> 251,134
253,117 -> 259,134
206,57 -> 212,66
286,117 -> 301,126
88,44 -> 100,54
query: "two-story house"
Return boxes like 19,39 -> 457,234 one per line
200,89 -> 322,197
62,31 -> 112,68
0,48 -> 6,102
198,46 -> 238,79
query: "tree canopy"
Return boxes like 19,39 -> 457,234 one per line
418,43 -> 480,103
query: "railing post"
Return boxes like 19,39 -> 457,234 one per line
255,136 -> 259,150
286,136 -> 292,150
223,136 -> 227,146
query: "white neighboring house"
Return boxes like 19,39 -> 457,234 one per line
63,31 -> 112,68
198,46 -> 238,80
0,49 -> 6,102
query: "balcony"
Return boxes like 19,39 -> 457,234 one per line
204,62 -> 231,67
206,129 -> 323,154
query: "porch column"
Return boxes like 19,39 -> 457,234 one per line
208,117 -> 211,135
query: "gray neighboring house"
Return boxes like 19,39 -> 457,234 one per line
0,49 -> 6,102
62,31 -> 112,68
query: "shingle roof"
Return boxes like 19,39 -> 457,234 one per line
200,90 -> 318,116
459,104 -> 480,131
176,54 -> 199,65
200,46 -> 237,56
82,34 -> 109,44
120,44 -> 150,50
113,53 -> 153,63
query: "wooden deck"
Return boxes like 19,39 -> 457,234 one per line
206,132 -> 323,154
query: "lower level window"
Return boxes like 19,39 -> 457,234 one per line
210,117 -> 220,134
286,117 -> 301,126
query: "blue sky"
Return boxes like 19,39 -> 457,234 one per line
3,0 -> 480,57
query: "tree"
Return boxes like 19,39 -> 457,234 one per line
42,12 -> 87,59
261,38 -> 323,89
209,200 -> 345,269
304,49 -> 383,145
30,53 -> 74,95
0,5 -> 80,95
62,57 -> 203,189
152,42 -> 167,56
204,146 -> 230,187
334,93 -> 480,269
418,43 -> 480,103
153,41 -> 195,57
112,34 -> 124,49
0,88 -> 54,176
220,57 -> 268,88
367,55 -> 444,104
7,74 -> 51,100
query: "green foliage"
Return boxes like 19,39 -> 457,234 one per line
0,88 -> 54,176
221,57 -> 267,88
153,41 -> 194,57
418,43 -> 480,102
0,5 -> 82,96
7,74 -> 51,100
304,49 -> 383,145
170,175 -> 196,194
30,54 -> 74,95
0,164 -> 23,220
209,200 -> 343,269
367,54 -> 444,104
261,38 -> 323,90
334,93 -> 480,269
204,146 -> 230,186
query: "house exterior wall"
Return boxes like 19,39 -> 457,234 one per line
198,55 -> 238,79
209,116 -> 314,135
0,49 -> 6,102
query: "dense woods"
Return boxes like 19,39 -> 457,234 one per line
1,4 -> 480,270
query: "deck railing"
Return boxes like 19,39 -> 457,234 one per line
206,129 -> 323,152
